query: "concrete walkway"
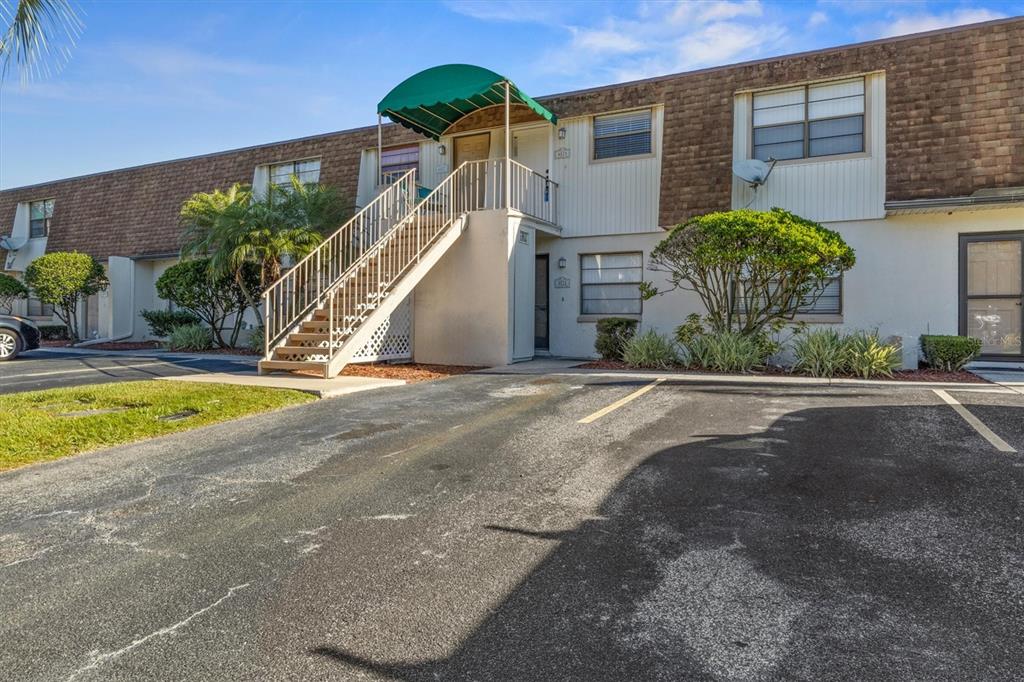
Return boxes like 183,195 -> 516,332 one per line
967,363 -> 1024,394
160,370 -> 405,398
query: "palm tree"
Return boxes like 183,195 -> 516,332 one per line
0,0 -> 83,81
179,177 -> 348,325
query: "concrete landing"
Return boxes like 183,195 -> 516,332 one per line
159,371 -> 405,398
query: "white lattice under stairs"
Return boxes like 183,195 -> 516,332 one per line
259,164 -> 478,378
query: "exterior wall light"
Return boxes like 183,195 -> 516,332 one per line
557,127 -> 567,140
558,257 -> 567,269
438,144 -> 446,155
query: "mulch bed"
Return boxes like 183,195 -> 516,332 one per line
340,362 -> 483,384
82,341 -> 163,351
575,360 -> 988,383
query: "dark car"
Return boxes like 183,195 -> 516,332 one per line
0,315 -> 41,361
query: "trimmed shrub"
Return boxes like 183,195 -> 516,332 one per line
155,258 -> 258,348
37,324 -> 69,341
846,332 -> 901,378
792,328 -> 849,377
686,331 -> 764,372
167,323 -> 213,351
595,317 -> 638,360
24,252 -> 108,342
920,335 -> 982,371
622,330 -> 679,369
0,273 -> 28,314
140,309 -> 201,338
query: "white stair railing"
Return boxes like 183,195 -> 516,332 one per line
262,169 -> 417,355
509,159 -> 558,225
324,159 -> 493,365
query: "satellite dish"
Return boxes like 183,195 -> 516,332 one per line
0,235 -> 26,251
732,158 -> 777,187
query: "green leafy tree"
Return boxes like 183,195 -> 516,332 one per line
0,272 -> 28,313
0,0 -> 83,81
646,208 -> 856,336
179,177 -> 347,325
155,258 -> 259,348
24,251 -> 107,342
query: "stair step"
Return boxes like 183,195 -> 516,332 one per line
274,345 -> 331,358
259,359 -> 326,373
287,332 -> 330,343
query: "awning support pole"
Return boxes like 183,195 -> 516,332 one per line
504,80 -> 511,210
377,113 -> 383,187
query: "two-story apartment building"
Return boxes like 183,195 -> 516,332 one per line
2,18 -> 1021,374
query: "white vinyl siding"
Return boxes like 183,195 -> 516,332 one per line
270,158 -> 321,190
732,72 -> 885,223
752,78 -> 865,161
593,109 -> 652,160
580,252 -> 643,315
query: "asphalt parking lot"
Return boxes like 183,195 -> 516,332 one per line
1,372 -> 1022,680
0,350 -> 254,394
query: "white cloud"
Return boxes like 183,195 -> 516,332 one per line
114,44 -> 271,78
806,11 -> 828,29
443,0 -> 567,24
541,1 -> 789,83
875,8 -> 1006,38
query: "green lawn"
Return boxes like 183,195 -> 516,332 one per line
0,381 -> 315,471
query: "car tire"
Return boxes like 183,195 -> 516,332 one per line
0,329 -> 21,361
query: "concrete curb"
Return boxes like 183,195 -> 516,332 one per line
158,372 -> 405,399
493,367 -> 1004,391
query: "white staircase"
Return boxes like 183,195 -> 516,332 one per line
259,164 -> 478,378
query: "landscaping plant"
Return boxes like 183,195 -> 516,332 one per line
23,251 -> 107,342
646,208 -> 855,337
685,330 -> 764,372
179,178 -> 349,324
594,317 -> 638,360
37,324 -> 69,341
622,329 -> 679,369
792,328 -> 850,377
155,258 -> 257,348
920,335 -> 982,371
0,273 -> 28,313
845,331 -> 901,379
140,309 -> 201,338
167,323 -> 213,351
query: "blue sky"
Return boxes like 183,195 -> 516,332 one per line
1,0 -> 1019,188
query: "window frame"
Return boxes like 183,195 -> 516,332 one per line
750,77 -> 868,164
732,274 -> 844,320
379,144 -> 420,180
26,295 -> 54,318
578,251 -> 644,319
590,108 -> 655,163
268,157 -> 321,192
29,198 -> 54,239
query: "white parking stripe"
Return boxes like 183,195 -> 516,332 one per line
933,389 -> 1016,453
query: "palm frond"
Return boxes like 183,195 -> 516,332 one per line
0,0 -> 84,82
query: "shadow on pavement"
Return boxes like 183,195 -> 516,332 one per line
311,402 -> 1024,680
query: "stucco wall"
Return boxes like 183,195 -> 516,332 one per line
413,210 -> 514,366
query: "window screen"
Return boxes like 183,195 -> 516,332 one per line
735,276 -> 842,315
29,199 -> 54,239
581,252 -> 643,315
752,78 -> 864,161
27,296 -> 54,317
593,110 -> 652,160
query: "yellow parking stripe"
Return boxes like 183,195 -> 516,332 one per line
578,378 -> 666,424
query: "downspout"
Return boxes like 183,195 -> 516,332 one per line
377,113 -> 383,188
74,260 -> 135,347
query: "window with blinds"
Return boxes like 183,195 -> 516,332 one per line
580,252 -> 643,315
270,158 -> 321,190
593,109 -> 652,160
752,77 -> 865,161
735,276 -> 843,315
380,145 -> 419,178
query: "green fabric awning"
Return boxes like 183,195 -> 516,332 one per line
377,64 -> 557,140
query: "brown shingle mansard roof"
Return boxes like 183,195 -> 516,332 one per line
1,17 -> 1021,260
